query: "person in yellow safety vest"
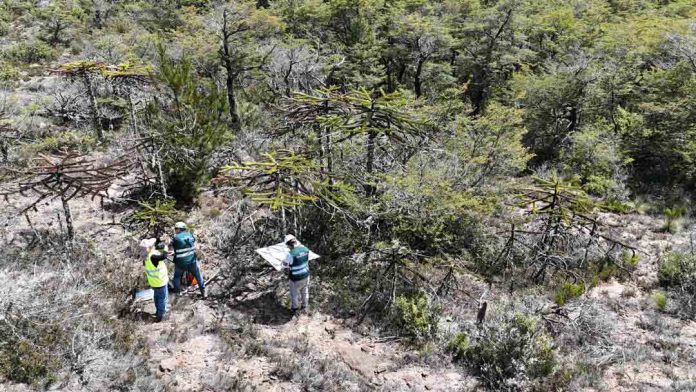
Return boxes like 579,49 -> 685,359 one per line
143,238 -> 170,322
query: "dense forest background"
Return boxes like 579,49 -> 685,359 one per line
1,0 -> 696,391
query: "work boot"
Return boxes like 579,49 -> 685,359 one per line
201,287 -> 208,299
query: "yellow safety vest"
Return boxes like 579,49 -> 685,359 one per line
144,250 -> 168,288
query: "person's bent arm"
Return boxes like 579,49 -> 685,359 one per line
150,252 -> 168,267
283,253 -> 293,268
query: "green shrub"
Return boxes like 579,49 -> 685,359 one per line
453,312 -> 556,391
2,41 -> 55,64
394,292 -> 439,343
653,291 -> 667,311
0,314 -> 62,386
18,130 -> 96,159
658,251 -> 696,287
0,20 -> 9,36
0,340 -> 58,385
206,207 -> 222,218
657,251 -> 696,319
582,175 -> 618,197
602,199 -> 632,214
662,207 -> 685,233
124,199 -> 185,237
554,282 -> 585,305
0,61 -> 19,82
588,258 -> 621,284
448,332 -> 469,359
621,251 -> 640,267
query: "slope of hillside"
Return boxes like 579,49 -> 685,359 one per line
2,1 -> 696,391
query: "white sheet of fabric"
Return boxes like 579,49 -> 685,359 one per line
255,242 -> 320,271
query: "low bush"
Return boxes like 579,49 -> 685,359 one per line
661,207 -> 685,234
448,332 -> 469,359
2,40 -> 55,64
658,251 -> 696,287
621,251 -> 640,267
18,129 -> 96,161
0,239 -> 160,389
653,291 -> 667,311
123,199 -> 185,237
0,312 -> 62,386
394,292 -> 440,343
0,61 -> 20,82
554,282 -> 585,306
657,251 -> 696,319
451,312 -> 557,391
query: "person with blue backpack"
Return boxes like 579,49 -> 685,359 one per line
282,234 -> 311,314
170,222 -> 207,299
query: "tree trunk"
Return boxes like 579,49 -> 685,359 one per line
469,67 -> 488,116
0,141 -> 7,162
127,90 -> 137,136
94,10 -> 103,29
84,73 -> 103,141
221,10 -> 241,132
61,194 -> 74,241
326,128 -> 333,179
225,64 -> 241,131
320,99 -> 333,179
364,130 -> 376,196
414,56 -> 426,98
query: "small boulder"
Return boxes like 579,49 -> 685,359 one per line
160,357 -> 177,372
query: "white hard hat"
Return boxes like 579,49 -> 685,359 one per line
284,234 -> 296,244
174,221 -> 187,229
139,238 -> 156,249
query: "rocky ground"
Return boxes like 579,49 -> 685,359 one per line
2,177 -> 696,390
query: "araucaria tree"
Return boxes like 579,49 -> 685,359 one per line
0,151 -> 131,240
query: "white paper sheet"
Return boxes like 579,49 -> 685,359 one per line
255,242 -> 320,271
133,288 -> 154,302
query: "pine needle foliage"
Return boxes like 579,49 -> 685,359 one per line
216,149 -> 353,210
124,199 -> 184,237
142,44 -> 230,203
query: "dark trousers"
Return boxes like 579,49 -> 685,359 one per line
173,262 -> 205,295
152,285 -> 168,320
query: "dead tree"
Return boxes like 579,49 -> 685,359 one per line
51,61 -> 150,142
0,151 -> 132,240
51,61 -> 106,141
510,174 -> 638,284
101,63 -> 151,136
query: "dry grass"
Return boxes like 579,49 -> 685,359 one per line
0,235 -> 162,390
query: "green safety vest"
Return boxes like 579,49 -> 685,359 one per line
144,250 -> 168,288
289,245 -> 310,281
172,231 -> 196,265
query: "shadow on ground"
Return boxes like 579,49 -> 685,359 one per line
232,291 -> 294,325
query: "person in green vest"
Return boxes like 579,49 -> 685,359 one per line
282,234 -> 311,314
142,238 -> 169,322
170,222 -> 206,298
